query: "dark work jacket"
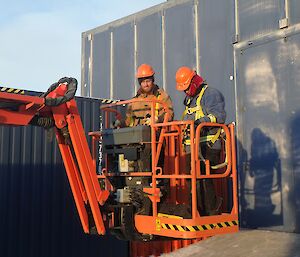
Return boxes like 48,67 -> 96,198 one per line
183,84 -> 226,149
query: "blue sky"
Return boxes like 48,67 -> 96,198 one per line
0,0 -> 165,93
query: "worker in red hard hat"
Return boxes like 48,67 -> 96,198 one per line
124,63 -> 174,127
176,66 -> 226,216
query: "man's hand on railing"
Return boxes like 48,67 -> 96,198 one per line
112,119 -> 122,129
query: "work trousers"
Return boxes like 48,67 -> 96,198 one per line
187,144 -> 222,216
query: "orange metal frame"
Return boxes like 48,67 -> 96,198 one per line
99,98 -> 239,239
0,91 -> 45,125
0,88 -> 238,240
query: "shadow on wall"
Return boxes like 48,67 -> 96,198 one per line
239,128 -> 283,228
291,112 -> 300,232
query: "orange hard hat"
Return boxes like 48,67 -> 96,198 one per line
136,64 -> 155,78
175,66 -> 196,91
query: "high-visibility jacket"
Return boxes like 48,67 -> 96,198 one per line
125,85 -> 174,127
182,84 -> 226,149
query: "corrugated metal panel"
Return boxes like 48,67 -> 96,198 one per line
235,35 -> 295,232
136,12 -> 163,87
82,0 -> 236,121
112,23 -> 135,99
238,0 -> 282,41
81,36 -> 91,97
91,31 -> 111,99
288,33 -> 300,232
164,1 -> 196,119
290,0 -> 300,25
197,0 -> 235,122
0,96 -> 129,257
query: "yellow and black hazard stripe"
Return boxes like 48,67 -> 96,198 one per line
160,220 -> 238,232
101,98 -> 119,104
0,87 -> 25,94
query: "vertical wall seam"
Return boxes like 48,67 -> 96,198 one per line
194,0 -> 200,73
80,35 -> 85,96
234,0 -> 240,39
233,49 -> 239,134
232,48 -> 242,214
285,0 -> 290,22
162,11 -> 166,89
89,34 -> 94,97
110,31 -> 114,99
134,21 -> 138,94
87,34 -> 93,97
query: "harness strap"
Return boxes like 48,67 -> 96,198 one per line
181,85 -> 207,120
181,85 -> 221,145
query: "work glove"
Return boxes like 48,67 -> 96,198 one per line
130,188 -> 144,209
112,119 -> 122,128
194,119 -> 201,127
144,115 -> 158,126
144,117 -> 151,126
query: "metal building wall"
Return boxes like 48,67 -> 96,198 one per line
136,12 -> 163,88
0,96 -> 128,257
82,37 -> 91,97
238,0 -> 282,41
81,0 -> 300,236
234,0 -> 300,233
290,0 -> 300,25
92,31 -> 111,99
197,0 -> 235,122
81,0 -> 235,121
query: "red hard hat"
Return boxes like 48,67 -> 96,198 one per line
175,66 -> 196,91
136,64 -> 155,78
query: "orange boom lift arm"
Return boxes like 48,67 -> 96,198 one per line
0,83 -> 109,235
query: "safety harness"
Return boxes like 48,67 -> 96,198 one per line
181,85 -> 221,146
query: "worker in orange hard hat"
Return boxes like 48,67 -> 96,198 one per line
176,66 -> 226,216
123,63 -> 174,127
115,64 -> 173,214
114,63 -> 173,160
